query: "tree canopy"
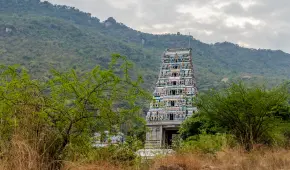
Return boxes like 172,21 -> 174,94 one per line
0,54 -> 149,168
181,82 -> 290,150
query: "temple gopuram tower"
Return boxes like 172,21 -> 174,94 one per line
145,48 -> 198,148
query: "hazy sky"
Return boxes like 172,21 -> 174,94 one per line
47,0 -> 290,52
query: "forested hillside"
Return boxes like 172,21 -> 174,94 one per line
1,0 -> 290,91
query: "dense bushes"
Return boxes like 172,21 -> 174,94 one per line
180,82 -> 290,151
181,134 -> 236,154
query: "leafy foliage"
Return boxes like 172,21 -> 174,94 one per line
181,133 -> 236,154
179,113 -> 226,139
194,82 -> 290,150
0,55 -> 149,169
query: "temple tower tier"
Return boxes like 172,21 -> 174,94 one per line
145,48 -> 198,148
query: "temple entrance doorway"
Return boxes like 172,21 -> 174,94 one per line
164,129 -> 179,147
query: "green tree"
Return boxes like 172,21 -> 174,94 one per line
179,113 -> 226,140
0,65 -> 44,142
45,54 -> 149,159
196,82 -> 290,150
0,54 -> 150,169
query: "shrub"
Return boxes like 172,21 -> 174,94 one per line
195,82 -> 290,150
111,146 -> 137,163
181,133 -> 236,154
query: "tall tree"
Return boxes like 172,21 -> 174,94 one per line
45,54 -> 149,158
196,82 -> 290,150
0,54 -> 150,169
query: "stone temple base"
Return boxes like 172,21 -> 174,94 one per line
136,149 -> 175,160
145,124 -> 180,149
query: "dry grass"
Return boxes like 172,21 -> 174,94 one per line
150,148 -> 290,170
0,135 -> 49,170
2,140 -> 290,170
53,148 -> 290,170
61,161 -> 125,170
61,159 -> 142,170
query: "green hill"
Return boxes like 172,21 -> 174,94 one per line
1,0 -> 290,91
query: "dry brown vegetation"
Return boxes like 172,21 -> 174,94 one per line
61,148 -> 290,170
151,148 -> 290,170
0,136 -> 134,170
2,139 -> 290,170
62,162 -> 125,170
0,136 -> 49,170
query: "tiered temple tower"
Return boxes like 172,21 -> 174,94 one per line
145,48 -> 198,148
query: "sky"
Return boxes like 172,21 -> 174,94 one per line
47,0 -> 290,53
